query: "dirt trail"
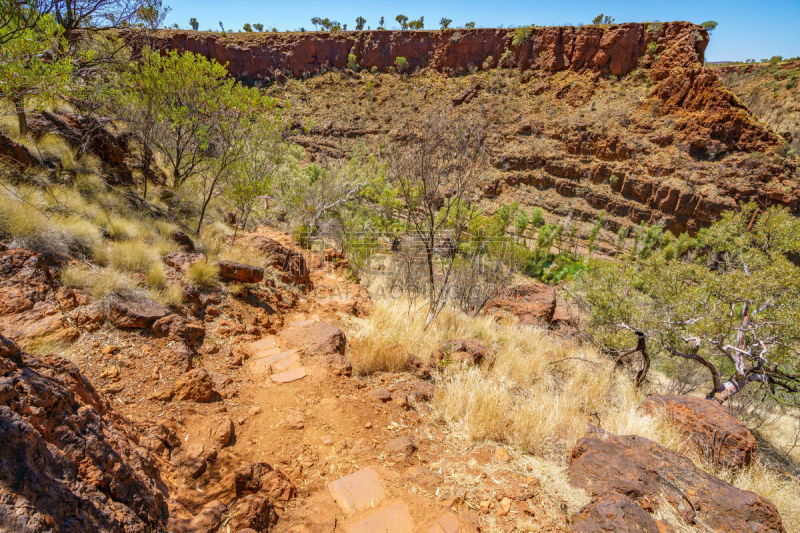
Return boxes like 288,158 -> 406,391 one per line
156,229 -> 477,531
7,227 -> 549,531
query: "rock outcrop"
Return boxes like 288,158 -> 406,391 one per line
215,259 -> 264,283
484,283 -> 557,326
249,236 -> 311,286
570,492 -> 663,533
642,394 -> 758,468
108,293 -> 170,328
569,434 -> 784,532
0,245 -> 81,342
0,335 -> 168,531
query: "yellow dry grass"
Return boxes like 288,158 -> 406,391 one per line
347,295 -> 800,531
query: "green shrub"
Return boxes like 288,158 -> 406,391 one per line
394,56 -> 408,72
647,42 -> 657,55
512,25 -> 534,47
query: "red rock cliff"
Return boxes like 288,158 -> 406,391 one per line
132,22 -> 706,81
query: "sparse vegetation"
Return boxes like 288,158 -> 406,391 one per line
186,260 -> 219,287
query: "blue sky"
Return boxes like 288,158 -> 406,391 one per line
162,0 -> 800,62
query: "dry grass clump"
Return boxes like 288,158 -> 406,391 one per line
186,261 -> 219,288
108,240 -> 157,273
150,283 -> 184,307
349,295 -> 800,530
146,262 -> 167,288
0,189 -> 103,260
61,264 -> 134,299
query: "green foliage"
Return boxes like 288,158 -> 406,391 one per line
592,14 -> 615,25
355,16 -> 366,31
253,23 -> 264,32
0,12 -> 75,133
700,20 -> 718,33
575,204 -> 800,405
395,14 -> 408,30
440,18 -> 452,29
646,22 -> 663,33
394,56 -> 408,72
464,21 -> 475,29
189,17 -> 199,30
242,23 -> 252,32
347,51 -> 359,70
512,25 -> 534,47
647,41 -> 657,55
408,16 -> 424,30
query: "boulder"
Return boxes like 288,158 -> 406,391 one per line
171,368 -> 220,402
108,294 -> 170,328
215,260 -> 264,283
228,493 -> 276,532
234,462 -> 296,507
0,247 -> 73,341
0,335 -> 168,531
433,339 -> 491,366
642,394 -> 757,469
250,236 -> 311,286
384,436 -> 417,459
484,283 -> 557,326
0,130 -> 42,169
163,252 -> 207,272
151,314 -> 206,346
278,321 -> 346,355
568,434 -> 784,532
570,493 -> 661,532
171,230 -> 196,252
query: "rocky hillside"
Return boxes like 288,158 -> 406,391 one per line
713,60 -> 800,151
132,23 -> 799,247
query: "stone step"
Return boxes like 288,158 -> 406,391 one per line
247,336 -> 277,354
270,367 -> 307,383
271,352 -> 302,373
328,467 -> 386,515
344,501 -> 413,533
286,319 -> 317,328
426,511 -> 473,533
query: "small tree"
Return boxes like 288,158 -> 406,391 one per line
253,23 -> 264,32
439,18 -> 452,29
387,105 -> 488,324
0,12 -> 74,134
394,56 -> 408,72
311,17 -> 321,30
378,16 -> 385,29
396,14 -> 408,29
464,21 -> 475,29
700,20 -> 718,33
189,17 -> 199,30
242,23 -> 252,32
592,13 -> 615,25
408,16 -> 423,30
121,50 -> 232,190
575,204 -> 800,405
355,16 -> 366,31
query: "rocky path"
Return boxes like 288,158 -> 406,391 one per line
231,311 -> 477,532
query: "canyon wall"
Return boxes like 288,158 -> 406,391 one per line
125,24 -> 797,240
135,23 -> 704,81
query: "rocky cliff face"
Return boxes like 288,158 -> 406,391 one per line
130,24 -> 797,242
138,23 -> 700,80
